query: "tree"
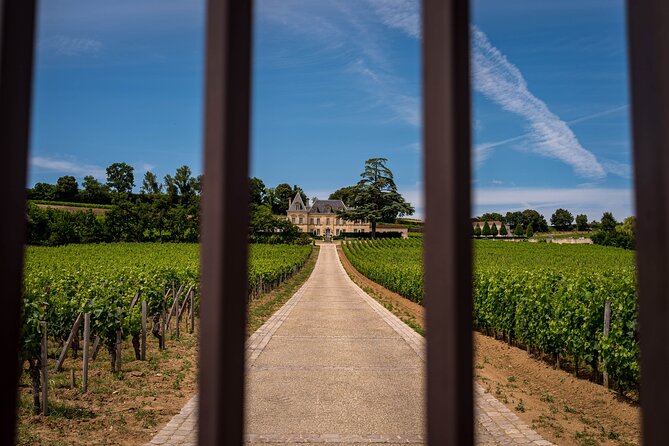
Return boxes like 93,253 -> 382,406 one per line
575,214 -> 589,231
474,224 -> 482,237
329,186 -> 358,206
514,224 -> 524,237
29,182 -> 56,201
491,222 -> 499,237
521,209 -> 548,232
480,212 -> 504,222
336,158 -> 414,237
249,177 -> 266,206
526,223 -> 534,238
505,211 -> 523,229
550,208 -> 574,231
620,216 -> 636,237
54,175 -> 78,202
80,176 -> 110,204
174,165 -> 197,201
163,174 -> 178,201
141,171 -> 162,195
106,162 -> 135,194
268,183 -> 307,214
600,212 -> 617,232
482,221 -> 491,237
499,222 -> 508,236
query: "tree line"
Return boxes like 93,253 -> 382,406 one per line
27,163 -> 202,245
474,208 -> 635,249
27,162 -> 316,245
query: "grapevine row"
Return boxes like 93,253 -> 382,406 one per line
342,238 -> 639,392
21,243 -> 312,410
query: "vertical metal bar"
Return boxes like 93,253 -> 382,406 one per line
423,0 -> 473,445
199,0 -> 252,444
627,2 -> 669,443
0,0 -> 37,442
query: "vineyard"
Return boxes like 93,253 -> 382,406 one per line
21,243 -> 312,414
342,238 -> 639,392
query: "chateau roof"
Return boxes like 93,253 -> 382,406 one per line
309,199 -> 347,214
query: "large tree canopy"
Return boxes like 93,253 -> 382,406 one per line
337,158 -> 414,237
266,183 -> 307,214
106,162 -> 135,194
141,171 -> 162,195
329,186 -> 358,206
55,176 -> 78,202
550,208 -> 574,231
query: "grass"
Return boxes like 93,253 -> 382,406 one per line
48,402 -> 96,420
134,408 -> 157,429
247,246 -> 320,336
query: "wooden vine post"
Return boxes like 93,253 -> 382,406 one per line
82,313 -> 90,392
40,321 -> 48,416
141,300 -> 147,360
603,301 -> 612,388
55,312 -> 83,372
189,288 -> 195,334
161,296 -> 167,351
115,307 -> 122,373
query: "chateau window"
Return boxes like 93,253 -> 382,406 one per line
316,229 -> 320,235
299,217 -> 303,224
326,218 -> 330,225
292,217 -> 295,223
310,218 -> 314,224
317,218 -> 320,224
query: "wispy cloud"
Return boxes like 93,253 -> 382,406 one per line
471,27 -> 605,179
256,1 -> 420,127
139,163 -> 156,173
367,0 -> 421,39
41,35 -> 102,56
30,156 -> 106,178
395,184 -> 634,221
367,2 -> 611,180
600,159 -> 631,179
474,187 -> 634,220
474,104 -> 629,169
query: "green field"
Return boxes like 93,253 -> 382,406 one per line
21,243 -> 312,384
342,238 -> 638,392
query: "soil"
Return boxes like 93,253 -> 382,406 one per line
16,247 -> 320,446
337,245 -> 641,446
17,321 -> 199,446
35,204 -> 109,216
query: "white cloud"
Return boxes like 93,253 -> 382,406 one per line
601,159 -> 631,179
395,184 -> 634,221
367,0 -> 421,39
471,27 -> 605,179
474,187 -> 634,220
42,35 -> 102,56
30,156 -> 106,178
367,3 -> 610,180
139,163 -> 157,173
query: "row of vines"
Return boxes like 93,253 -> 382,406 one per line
22,243 -> 312,411
342,238 -> 639,392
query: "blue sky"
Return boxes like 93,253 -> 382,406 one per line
29,0 -> 633,221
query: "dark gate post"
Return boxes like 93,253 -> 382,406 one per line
0,0 -> 37,443
423,0 -> 473,445
198,0 -> 252,444
627,2 -> 669,444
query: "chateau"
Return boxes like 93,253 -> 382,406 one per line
286,193 -> 370,237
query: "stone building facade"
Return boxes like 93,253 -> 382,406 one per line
286,193 -> 370,237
